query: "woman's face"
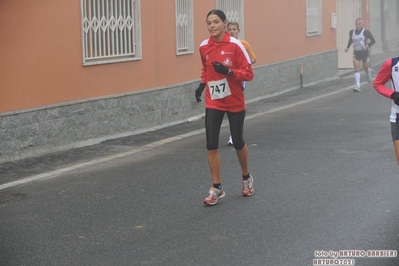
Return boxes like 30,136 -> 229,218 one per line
227,25 -> 240,38
206,14 -> 227,41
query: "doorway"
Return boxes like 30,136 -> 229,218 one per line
336,0 -> 361,69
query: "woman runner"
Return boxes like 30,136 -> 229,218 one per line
195,9 -> 255,205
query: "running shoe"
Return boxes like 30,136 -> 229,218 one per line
353,85 -> 361,92
367,72 -> 372,83
227,136 -> 233,146
204,187 -> 225,205
242,175 -> 254,196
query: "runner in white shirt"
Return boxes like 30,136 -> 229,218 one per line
373,56 -> 399,165
344,18 -> 376,92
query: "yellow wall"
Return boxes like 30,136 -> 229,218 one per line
0,0 -> 336,113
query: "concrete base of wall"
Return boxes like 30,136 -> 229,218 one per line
0,50 -> 338,163
245,50 -> 338,100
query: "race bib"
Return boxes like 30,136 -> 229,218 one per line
353,38 -> 365,50
207,78 -> 231,100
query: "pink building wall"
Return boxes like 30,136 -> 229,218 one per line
0,0 -> 336,113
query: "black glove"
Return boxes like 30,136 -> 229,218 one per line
195,83 -> 206,103
391,91 -> 399,105
212,61 -> 229,75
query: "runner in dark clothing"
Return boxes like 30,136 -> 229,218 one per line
344,18 -> 376,92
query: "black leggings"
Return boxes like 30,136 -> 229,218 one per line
205,108 -> 246,150
391,122 -> 399,141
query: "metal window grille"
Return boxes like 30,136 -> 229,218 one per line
216,0 -> 244,38
306,0 -> 322,36
81,0 -> 141,65
175,0 -> 193,55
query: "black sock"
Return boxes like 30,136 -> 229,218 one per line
243,173 -> 250,180
213,183 -> 222,190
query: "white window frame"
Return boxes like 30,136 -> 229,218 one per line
216,0 -> 244,39
81,0 -> 142,66
306,0 -> 322,36
175,0 -> 194,55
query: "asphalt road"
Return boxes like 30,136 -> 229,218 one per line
1,73 -> 399,266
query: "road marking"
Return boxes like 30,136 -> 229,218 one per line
0,128 -> 205,191
0,84 -> 356,191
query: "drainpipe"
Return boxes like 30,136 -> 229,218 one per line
381,0 -> 388,51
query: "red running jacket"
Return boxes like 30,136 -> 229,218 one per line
199,32 -> 254,112
373,57 -> 399,123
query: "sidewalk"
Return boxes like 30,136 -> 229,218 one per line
1,49 -> 399,189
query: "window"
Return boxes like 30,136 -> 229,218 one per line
175,0 -> 194,55
216,0 -> 244,38
81,0 -> 142,66
306,0 -> 322,36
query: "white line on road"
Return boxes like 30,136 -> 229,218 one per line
0,84 -> 355,191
